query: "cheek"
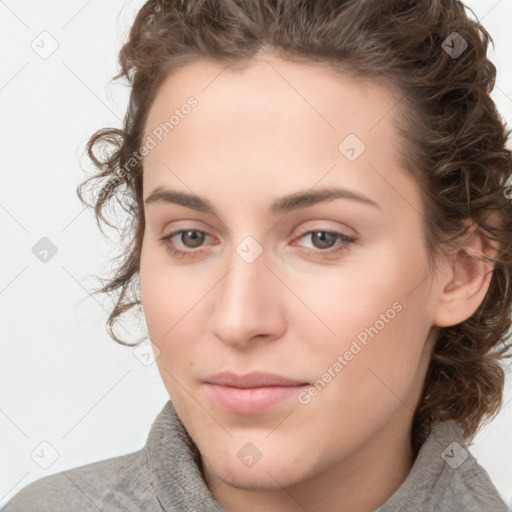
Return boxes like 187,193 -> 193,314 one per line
139,239 -> 205,339
140,275 -> 197,364
139,245 -> 212,387
302,244 -> 424,349
140,244 -> 184,360
302,242 -> 433,408
139,261 -> 201,405
307,289 -> 424,396
293,297 -> 431,460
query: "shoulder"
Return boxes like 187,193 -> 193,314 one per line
434,454 -> 509,512
423,421 -> 508,512
1,447 -> 159,512
375,420 -> 509,512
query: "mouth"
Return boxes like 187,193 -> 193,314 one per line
203,371 -> 310,415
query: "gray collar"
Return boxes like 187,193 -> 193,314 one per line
144,400 -> 505,512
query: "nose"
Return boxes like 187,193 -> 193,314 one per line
208,244 -> 286,349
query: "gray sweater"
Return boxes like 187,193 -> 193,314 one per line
2,400 -> 508,511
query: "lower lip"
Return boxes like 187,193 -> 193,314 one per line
204,383 -> 308,415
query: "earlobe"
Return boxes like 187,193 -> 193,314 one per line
432,222 -> 497,328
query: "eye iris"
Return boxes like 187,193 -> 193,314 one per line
182,230 -> 204,248
312,231 -> 336,249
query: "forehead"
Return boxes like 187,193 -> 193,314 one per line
144,53 -> 402,140
141,54 -> 416,214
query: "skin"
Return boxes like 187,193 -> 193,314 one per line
139,52 -> 494,512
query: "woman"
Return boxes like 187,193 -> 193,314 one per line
3,0 -> 511,510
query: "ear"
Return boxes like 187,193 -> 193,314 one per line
432,220 -> 497,328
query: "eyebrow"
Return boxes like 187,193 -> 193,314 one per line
144,186 -> 381,215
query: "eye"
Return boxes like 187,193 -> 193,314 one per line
160,228 -> 355,259
160,229 -> 213,258
292,229 -> 355,258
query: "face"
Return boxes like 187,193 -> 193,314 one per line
139,53 -> 440,496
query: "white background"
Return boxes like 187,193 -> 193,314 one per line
1,0 -> 511,508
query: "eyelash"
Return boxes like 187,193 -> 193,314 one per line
160,228 -> 356,260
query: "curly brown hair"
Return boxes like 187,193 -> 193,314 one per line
77,0 -> 512,454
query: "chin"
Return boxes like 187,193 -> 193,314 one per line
213,464 -> 302,491
203,451 -> 313,491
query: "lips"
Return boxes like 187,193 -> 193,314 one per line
203,371 -> 309,415
204,371 -> 308,388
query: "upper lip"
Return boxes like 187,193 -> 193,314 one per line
204,371 -> 308,388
